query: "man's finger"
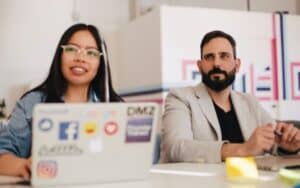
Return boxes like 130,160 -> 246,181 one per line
261,138 -> 275,151
262,132 -> 275,140
294,131 -> 300,142
275,122 -> 285,133
287,127 -> 298,142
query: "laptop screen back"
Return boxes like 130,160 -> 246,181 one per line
31,103 -> 159,186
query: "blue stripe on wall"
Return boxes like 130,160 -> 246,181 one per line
256,87 -> 271,91
279,13 -> 287,99
298,72 -> 300,91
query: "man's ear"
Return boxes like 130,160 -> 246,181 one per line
197,59 -> 202,72
235,58 -> 241,73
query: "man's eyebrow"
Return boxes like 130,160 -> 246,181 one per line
203,53 -> 214,57
219,51 -> 231,55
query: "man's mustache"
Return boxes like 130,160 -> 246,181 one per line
208,67 -> 228,77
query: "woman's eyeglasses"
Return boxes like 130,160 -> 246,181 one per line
61,44 -> 102,60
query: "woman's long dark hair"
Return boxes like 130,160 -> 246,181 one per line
26,23 -> 122,102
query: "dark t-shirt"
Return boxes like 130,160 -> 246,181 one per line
213,100 -> 244,143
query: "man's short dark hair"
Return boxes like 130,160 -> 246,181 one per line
200,30 -> 236,59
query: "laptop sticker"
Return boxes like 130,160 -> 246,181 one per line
38,144 -> 83,156
102,111 -> 117,121
38,118 -> 53,132
104,121 -> 118,136
85,110 -> 100,118
89,137 -> 103,153
37,160 -> 58,179
125,106 -> 155,143
125,117 -> 153,142
59,121 -> 79,140
83,121 -> 97,136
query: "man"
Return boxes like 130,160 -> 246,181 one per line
160,30 -> 300,163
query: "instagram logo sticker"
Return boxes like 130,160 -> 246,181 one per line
37,161 -> 58,179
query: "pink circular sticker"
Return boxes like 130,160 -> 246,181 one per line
104,121 -> 118,135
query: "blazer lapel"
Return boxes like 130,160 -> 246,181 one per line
194,83 -> 222,140
230,91 -> 252,140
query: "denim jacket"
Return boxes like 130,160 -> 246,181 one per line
0,91 -> 99,158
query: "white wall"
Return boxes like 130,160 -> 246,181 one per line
133,0 -> 299,17
167,0 -> 247,10
251,0 -> 297,14
0,0 -> 129,114
0,0 -> 72,114
133,0 -> 247,17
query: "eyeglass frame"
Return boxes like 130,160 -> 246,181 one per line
60,44 -> 103,60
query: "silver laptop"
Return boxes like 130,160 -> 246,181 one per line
31,103 -> 159,186
255,154 -> 300,171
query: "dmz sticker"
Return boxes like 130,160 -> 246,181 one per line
38,118 -> 53,132
59,121 -> 79,141
37,160 -> 57,179
125,106 -> 154,143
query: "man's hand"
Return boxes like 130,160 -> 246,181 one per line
242,124 -> 275,156
275,122 -> 300,152
221,124 -> 276,160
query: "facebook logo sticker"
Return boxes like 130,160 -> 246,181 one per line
59,122 -> 79,140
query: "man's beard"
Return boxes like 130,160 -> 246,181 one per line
201,67 -> 236,92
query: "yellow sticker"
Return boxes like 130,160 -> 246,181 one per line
83,122 -> 97,135
279,168 -> 300,185
225,157 -> 258,182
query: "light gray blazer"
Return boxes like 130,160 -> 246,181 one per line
160,83 -> 274,163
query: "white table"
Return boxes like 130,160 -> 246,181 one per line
0,163 -> 294,188
150,163 -> 292,188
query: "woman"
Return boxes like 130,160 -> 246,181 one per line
0,23 -> 122,179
